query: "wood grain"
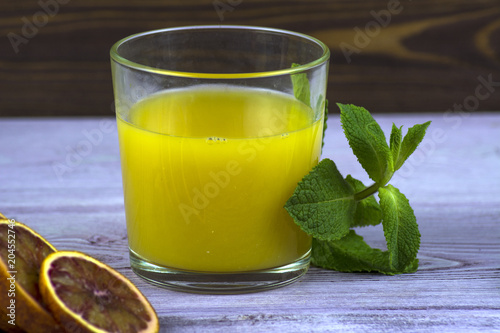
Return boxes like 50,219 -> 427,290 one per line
0,0 -> 499,116
0,113 -> 499,331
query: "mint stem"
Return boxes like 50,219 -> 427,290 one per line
354,182 -> 380,201
353,170 -> 394,201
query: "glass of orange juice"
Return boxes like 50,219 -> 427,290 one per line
110,26 -> 329,293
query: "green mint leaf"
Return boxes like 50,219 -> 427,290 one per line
312,230 -> 419,275
394,121 -> 431,171
345,175 -> 382,227
390,124 -> 403,167
338,103 -> 392,183
312,230 -> 393,274
291,63 -> 311,107
285,159 -> 355,241
378,185 -> 420,272
402,258 -> 419,273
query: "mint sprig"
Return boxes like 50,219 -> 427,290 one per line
285,103 -> 430,275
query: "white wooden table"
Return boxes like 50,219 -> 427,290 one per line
1,112 -> 499,332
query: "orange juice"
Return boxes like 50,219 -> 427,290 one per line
117,85 -> 322,272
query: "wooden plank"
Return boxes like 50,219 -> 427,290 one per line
0,113 -> 499,331
0,0 -> 499,116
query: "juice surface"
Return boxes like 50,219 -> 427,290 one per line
117,85 -> 323,272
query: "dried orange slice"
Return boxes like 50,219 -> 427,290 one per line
0,219 -> 63,332
40,251 -> 159,333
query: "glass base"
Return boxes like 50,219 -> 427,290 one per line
129,249 -> 310,294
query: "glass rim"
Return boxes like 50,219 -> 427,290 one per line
110,25 -> 330,79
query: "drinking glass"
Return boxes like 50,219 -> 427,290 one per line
110,25 -> 329,293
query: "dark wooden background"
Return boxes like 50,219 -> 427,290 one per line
1,0 -> 499,117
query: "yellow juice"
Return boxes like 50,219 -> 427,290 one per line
117,85 -> 323,272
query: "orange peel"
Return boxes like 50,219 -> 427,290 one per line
40,251 -> 159,333
0,219 -> 63,332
